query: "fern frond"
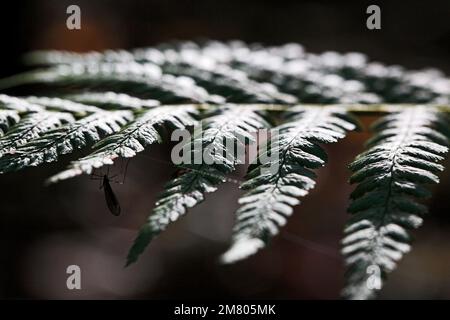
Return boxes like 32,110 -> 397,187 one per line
19,41 -> 450,105
126,106 -> 270,265
2,63 -> 224,104
0,41 -> 449,297
0,94 -> 44,112
220,106 -> 358,263
0,111 -> 74,156
62,92 -> 160,109
24,96 -> 101,115
47,105 -> 199,183
23,50 -> 298,104
342,107 -> 449,300
161,54 -> 297,104
0,109 -> 21,136
0,109 -> 133,173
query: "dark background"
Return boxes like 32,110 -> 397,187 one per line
0,0 -> 449,299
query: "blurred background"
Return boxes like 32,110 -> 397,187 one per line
0,0 -> 449,299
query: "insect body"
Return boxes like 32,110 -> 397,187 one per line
102,175 -> 121,216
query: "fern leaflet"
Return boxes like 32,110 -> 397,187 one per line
0,110 -> 74,156
47,105 -> 199,182
221,106 -> 358,263
0,108 -> 133,173
342,107 -> 449,299
126,106 -> 270,265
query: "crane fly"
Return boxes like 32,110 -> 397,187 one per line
102,174 -> 121,216
91,160 -> 129,216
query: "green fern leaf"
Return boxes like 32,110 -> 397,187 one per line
0,109 -> 21,136
0,110 -> 74,156
0,42 -> 449,297
62,92 -> 160,109
126,106 -> 270,265
47,105 -> 199,183
0,108 -> 133,173
220,106 -> 358,263
2,63 -> 224,104
342,107 -> 449,300
0,94 -> 44,112
24,96 -> 101,115
161,56 -> 297,104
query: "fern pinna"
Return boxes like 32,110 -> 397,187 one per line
0,41 -> 449,299
343,107 -> 449,299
